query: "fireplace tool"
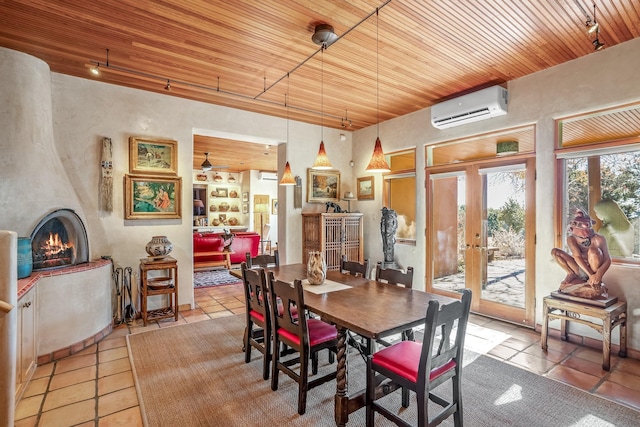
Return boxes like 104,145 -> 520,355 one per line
122,266 -> 136,324
112,265 -> 124,325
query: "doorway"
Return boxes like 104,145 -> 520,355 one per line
426,157 -> 535,326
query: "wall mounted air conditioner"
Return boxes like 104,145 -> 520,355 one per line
258,171 -> 278,181
431,86 -> 508,129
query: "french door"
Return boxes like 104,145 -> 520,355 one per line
426,157 -> 535,326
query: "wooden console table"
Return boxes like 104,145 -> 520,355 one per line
194,251 -> 233,270
541,295 -> 627,371
139,257 -> 178,326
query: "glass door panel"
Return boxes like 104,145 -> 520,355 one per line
430,172 -> 467,294
479,165 -> 526,310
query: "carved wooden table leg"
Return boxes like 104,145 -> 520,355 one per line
334,326 -> 348,427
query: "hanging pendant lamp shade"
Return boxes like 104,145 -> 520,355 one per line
366,9 -> 390,173
312,141 -> 332,169
366,137 -> 390,172
279,161 -> 296,185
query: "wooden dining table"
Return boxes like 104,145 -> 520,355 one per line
230,263 -> 457,426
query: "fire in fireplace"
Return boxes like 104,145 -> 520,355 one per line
30,209 -> 89,271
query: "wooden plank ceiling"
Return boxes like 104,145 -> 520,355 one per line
2,0 -> 639,172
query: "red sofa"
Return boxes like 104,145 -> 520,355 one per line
193,231 -> 260,267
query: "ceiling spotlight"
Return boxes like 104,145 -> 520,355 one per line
165,80 -> 171,91
311,24 -> 338,47
587,21 -> 599,34
90,64 -> 100,75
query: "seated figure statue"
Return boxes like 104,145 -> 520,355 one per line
550,209 -> 611,299
593,199 -> 635,258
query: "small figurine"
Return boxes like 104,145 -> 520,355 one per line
325,201 -> 344,213
221,229 -> 235,252
551,209 -> 611,299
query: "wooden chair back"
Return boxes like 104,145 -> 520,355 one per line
340,255 -> 369,278
246,250 -> 280,268
240,262 -> 271,380
267,273 -> 338,415
375,261 -> 414,289
366,289 -> 472,426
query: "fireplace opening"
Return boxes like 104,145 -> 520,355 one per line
30,209 -> 89,271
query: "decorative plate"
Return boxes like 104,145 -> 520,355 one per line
210,190 -> 218,197
229,190 -> 238,198
228,217 -> 238,226
213,174 -> 224,182
209,205 -> 217,212
228,176 -> 237,183
196,174 -> 208,181
230,205 -> 239,212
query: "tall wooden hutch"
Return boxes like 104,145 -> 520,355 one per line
302,213 -> 364,271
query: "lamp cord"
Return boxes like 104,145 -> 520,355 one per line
376,7 -> 380,137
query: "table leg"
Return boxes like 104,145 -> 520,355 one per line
620,314 -> 627,358
541,299 -> 549,351
560,316 -> 568,341
603,314 -> 612,371
334,326 -> 348,427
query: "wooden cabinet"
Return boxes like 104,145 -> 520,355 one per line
16,286 -> 37,402
302,213 -> 364,271
139,257 -> 178,326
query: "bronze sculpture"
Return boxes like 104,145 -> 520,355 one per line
381,207 -> 398,268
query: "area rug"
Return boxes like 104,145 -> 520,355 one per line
193,269 -> 242,288
127,315 -> 639,427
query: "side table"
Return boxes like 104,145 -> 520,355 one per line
541,295 -> 627,371
140,257 -> 178,326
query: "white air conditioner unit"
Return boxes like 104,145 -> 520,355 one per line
258,171 -> 278,181
431,86 -> 508,129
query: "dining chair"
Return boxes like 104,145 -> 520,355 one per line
246,249 -> 280,268
365,289 -> 472,427
240,262 -> 271,380
340,254 -> 369,278
376,262 -> 415,342
268,273 -> 338,415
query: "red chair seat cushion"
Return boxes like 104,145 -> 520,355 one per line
372,340 -> 456,383
249,309 -> 265,324
277,318 -> 337,346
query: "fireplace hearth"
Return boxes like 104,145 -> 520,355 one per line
30,209 -> 89,271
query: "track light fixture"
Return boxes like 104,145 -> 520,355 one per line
341,109 -> 352,128
165,80 -> 171,91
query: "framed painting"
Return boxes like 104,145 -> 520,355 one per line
272,199 -> 278,215
242,192 -> 249,202
357,176 -> 374,200
124,175 -> 182,219
129,136 -> 178,176
242,203 -> 249,214
216,187 -> 228,198
307,169 -> 340,203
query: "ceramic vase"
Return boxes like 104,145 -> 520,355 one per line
307,251 -> 327,285
17,237 -> 33,278
145,236 -> 173,258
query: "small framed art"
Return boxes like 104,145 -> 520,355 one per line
129,136 -> 178,175
357,176 -> 374,200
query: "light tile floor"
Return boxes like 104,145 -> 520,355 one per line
14,283 -> 640,426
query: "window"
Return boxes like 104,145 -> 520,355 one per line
558,146 -> 640,261
383,149 -> 416,244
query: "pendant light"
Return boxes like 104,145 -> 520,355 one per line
280,74 -> 296,185
312,45 -> 332,170
366,8 -> 391,173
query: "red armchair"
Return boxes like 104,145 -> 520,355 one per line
194,232 -> 260,267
